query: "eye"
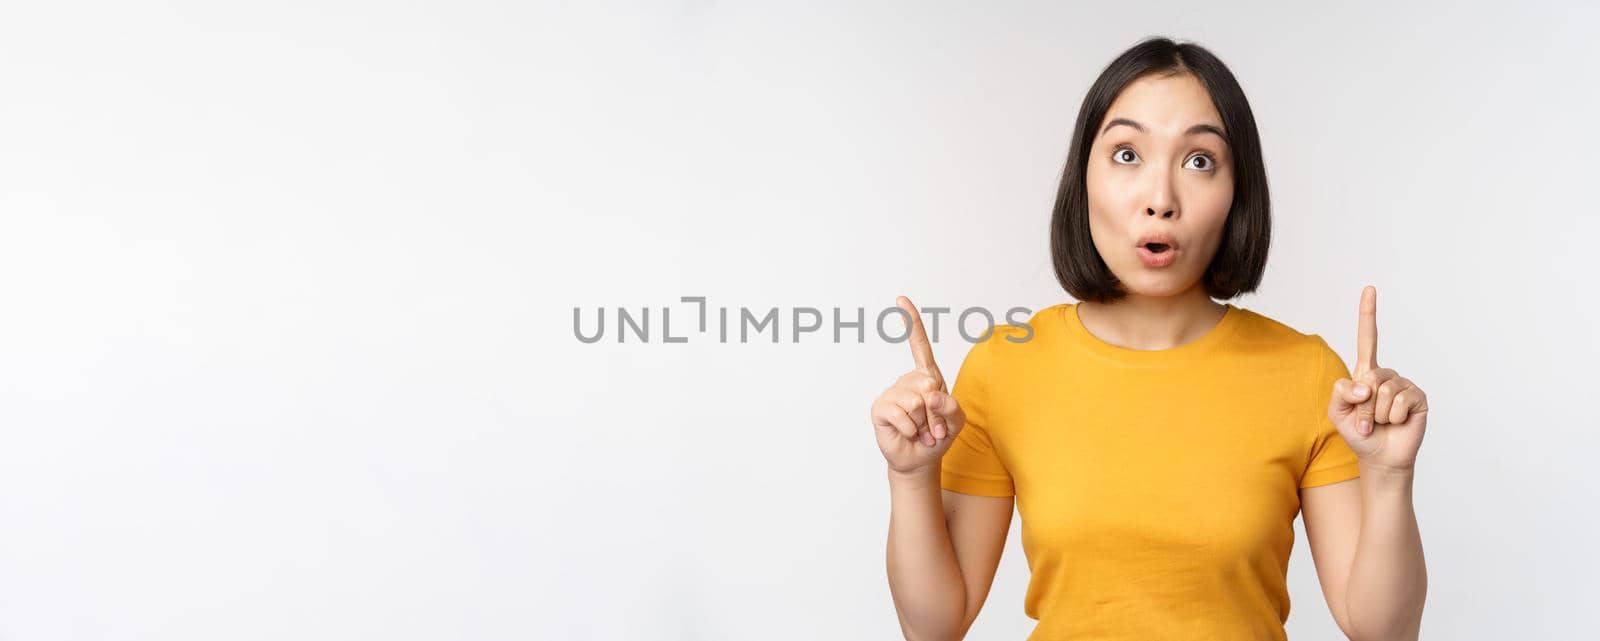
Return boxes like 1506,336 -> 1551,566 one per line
1185,153 -> 1216,172
1111,146 -> 1140,165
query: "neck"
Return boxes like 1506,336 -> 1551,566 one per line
1077,286 -> 1228,351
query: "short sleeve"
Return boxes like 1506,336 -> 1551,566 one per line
1301,337 -> 1363,488
939,331 -> 1016,497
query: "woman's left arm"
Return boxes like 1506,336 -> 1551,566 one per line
1304,285 -> 1429,641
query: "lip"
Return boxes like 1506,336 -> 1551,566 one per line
1135,231 -> 1180,268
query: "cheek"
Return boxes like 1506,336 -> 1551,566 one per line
1185,177 -> 1234,234
1084,165 -> 1129,243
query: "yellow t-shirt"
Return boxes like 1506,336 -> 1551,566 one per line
940,302 -> 1362,640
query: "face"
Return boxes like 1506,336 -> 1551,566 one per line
1085,71 -> 1235,298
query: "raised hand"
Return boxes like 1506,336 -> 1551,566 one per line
870,296 -> 968,475
1326,285 -> 1429,471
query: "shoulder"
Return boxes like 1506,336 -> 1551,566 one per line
950,303 -> 1067,371
979,303 -> 1069,354
1228,305 -> 1348,377
1230,306 -> 1331,351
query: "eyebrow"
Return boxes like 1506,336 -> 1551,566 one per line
1101,117 -> 1228,142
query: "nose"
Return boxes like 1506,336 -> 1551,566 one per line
1144,171 -> 1178,219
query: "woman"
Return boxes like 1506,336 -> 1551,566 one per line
874,37 -> 1428,640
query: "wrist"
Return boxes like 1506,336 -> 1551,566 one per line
1359,459 -> 1416,492
887,464 -> 939,486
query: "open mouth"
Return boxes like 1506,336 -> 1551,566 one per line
1143,243 -> 1172,253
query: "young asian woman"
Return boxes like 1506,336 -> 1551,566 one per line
873,36 -> 1428,641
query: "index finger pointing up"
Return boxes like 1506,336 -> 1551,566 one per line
1356,285 -> 1378,372
897,295 -> 942,381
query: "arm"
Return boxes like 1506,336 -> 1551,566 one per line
1346,464 -> 1427,640
1300,466 -> 1427,641
874,296 -> 1013,640
886,465 -> 1012,641
1303,285 -> 1429,640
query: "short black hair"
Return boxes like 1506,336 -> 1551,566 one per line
1050,36 -> 1270,303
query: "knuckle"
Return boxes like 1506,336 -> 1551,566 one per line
942,393 -> 962,412
948,408 -> 967,425
897,371 -> 938,392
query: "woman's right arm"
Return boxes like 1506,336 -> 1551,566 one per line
874,297 -> 1014,641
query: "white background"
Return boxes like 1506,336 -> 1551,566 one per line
2,1 -> 1596,639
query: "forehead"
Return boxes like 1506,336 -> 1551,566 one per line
1100,72 -> 1223,135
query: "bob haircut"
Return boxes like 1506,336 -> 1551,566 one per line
1050,36 -> 1271,303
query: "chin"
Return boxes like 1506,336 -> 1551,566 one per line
1116,270 -> 1200,298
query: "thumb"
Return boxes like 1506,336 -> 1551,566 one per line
1328,378 -> 1371,416
927,390 -> 966,438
